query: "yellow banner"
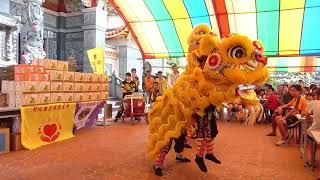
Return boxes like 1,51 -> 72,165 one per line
87,47 -> 104,74
21,103 -> 76,150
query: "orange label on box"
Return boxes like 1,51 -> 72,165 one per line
75,72 -> 85,82
75,83 -> 84,91
44,59 -> 58,70
47,70 -> 63,81
102,74 -> 109,82
100,83 -> 108,91
34,66 -> 45,73
86,93 -> 93,101
38,93 -> 51,104
24,82 -> 38,92
51,93 -> 63,103
63,71 -> 75,82
74,93 -> 85,102
100,92 -> 108,100
50,82 -> 63,92
63,82 -> 74,92
93,83 -> 100,91
63,93 -> 74,102
57,61 -> 68,71
85,83 -> 93,91
22,94 -> 38,105
84,73 -> 93,82
39,82 -> 50,92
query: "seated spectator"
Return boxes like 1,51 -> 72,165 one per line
302,86 -> 310,96
265,87 -> 278,122
235,104 -> 247,122
306,93 -> 315,103
279,84 -> 293,106
310,84 -> 318,94
259,89 -> 266,99
227,96 -> 241,121
267,84 -> 308,146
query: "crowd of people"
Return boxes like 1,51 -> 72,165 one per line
113,64 -> 180,121
248,81 -> 320,147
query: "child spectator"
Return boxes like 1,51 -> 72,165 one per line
154,71 -> 167,95
149,82 -> 160,104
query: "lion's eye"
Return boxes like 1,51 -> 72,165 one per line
228,46 -> 245,59
198,31 -> 205,35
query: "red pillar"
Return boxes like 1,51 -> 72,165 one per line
91,0 -> 97,7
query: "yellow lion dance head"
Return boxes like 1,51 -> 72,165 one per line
147,24 -> 269,160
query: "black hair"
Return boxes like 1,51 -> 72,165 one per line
153,81 -> 158,85
291,84 -> 302,92
172,64 -> 177,68
268,87 -> 274,91
126,72 -> 131,76
131,68 -> 136,72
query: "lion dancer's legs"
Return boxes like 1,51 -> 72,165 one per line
174,132 -> 191,162
153,139 -> 172,176
153,131 -> 191,176
205,138 -> 221,164
195,138 -> 208,172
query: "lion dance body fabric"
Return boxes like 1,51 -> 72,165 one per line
147,24 -> 269,175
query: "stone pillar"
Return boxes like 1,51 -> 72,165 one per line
82,7 -> 108,72
20,0 -> 46,64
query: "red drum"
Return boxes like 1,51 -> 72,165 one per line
123,94 -> 146,117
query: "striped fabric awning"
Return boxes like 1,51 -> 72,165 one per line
267,56 -> 320,72
109,0 -> 320,59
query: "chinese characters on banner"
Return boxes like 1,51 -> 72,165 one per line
87,48 -> 105,74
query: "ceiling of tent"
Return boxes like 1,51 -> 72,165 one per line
267,56 -> 320,72
109,0 -> 320,59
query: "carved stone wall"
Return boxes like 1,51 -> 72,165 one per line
20,0 -> 46,64
66,32 -> 84,70
9,1 -> 22,17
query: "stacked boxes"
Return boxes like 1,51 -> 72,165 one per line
0,59 -> 109,107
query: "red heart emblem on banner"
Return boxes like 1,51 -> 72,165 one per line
43,124 -> 58,138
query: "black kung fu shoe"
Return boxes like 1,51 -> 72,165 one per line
195,155 -> 207,172
205,153 -> 221,164
153,166 -> 163,176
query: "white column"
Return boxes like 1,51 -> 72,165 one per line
20,0 -> 46,64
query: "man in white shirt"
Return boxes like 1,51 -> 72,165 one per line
307,89 -> 320,134
167,64 -> 180,88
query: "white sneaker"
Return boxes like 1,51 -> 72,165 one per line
275,140 -> 287,146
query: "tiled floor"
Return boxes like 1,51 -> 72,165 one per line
0,120 -> 319,180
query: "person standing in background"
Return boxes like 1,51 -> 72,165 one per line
143,70 -> 154,104
154,71 -> 167,95
167,64 -> 180,89
131,68 -> 139,92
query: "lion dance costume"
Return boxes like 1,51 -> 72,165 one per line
147,24 -> 269,176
